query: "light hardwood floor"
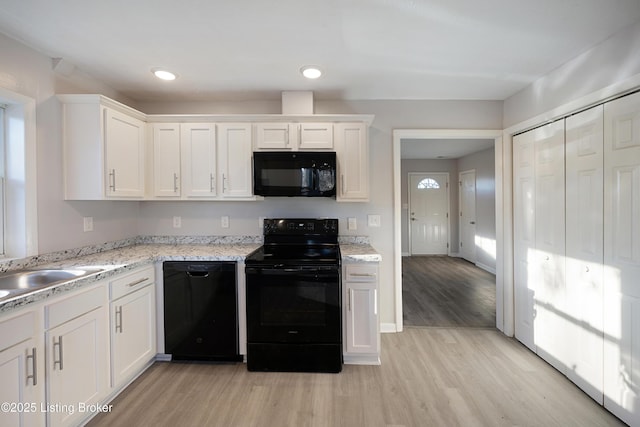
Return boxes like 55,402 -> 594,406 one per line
88,328 -> 624,427
403,256 -> 496,328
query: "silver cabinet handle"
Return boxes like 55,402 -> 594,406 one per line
210,173 -> 215,193
26,347 -> 37,386
223,173 -> 227,192
115,306 -> 123,333
350,273 -> 376,277
108,169 -> 116,191
53,336 -> 63,371
348,288 -> 352,312
341,174 -> 345,195
173,173 -> 179,192
285,128 -> 289,146
126,277 -> 149,288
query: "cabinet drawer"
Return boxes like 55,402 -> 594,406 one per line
0,310 -> 37,352
345,264 -> 378,282
46,285 -> 105,329
110,266 -> 154,300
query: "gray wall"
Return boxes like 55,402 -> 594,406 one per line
400,146 -> 496,273
458,147 -> 496,272
504,20 -> 640,127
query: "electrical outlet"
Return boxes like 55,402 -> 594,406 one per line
347,217 -> 357,230
258,216 -> 265,228
83,217 -> 93,232
173,216 -> 181,228
368,215 -> 381,227
221,216 -> 230,228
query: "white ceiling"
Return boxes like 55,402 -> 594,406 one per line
0,0 -> 639,103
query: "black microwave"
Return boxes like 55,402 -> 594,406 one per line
253,151 -> 336,197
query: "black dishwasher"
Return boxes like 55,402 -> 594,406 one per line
163,261 -> 241,361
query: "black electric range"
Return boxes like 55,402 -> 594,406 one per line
244,218 -> 342,373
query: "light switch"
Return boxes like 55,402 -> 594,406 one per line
221,216 -> 230,228
173,216 -> 181,228
368,215 -> 381,227
347,217 -> 357,230
83,217 -> 93,232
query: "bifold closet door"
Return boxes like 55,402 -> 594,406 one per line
603,91 -> 640,427
531,120 -> 566,373
513,130 -> 536,351
565,105 -> 604,404
512,119 -> 565,360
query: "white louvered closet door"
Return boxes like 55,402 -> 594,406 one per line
565,105 -> 604,404
603,91 -> 640,427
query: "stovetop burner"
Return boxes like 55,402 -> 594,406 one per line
245,218 -> 340,266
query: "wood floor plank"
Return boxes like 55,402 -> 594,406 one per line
402,256 -> 496,327
88,328 -> 624,427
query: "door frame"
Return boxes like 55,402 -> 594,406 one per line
392,129 -> 504,333
407,172 -> 450,256
458,168 -> 477,263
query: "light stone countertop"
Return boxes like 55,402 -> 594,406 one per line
0,241 -> 381,314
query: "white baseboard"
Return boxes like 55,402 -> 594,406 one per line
475,262 -> 496,275
402,252 -> 410,257
380,323 -> 398,333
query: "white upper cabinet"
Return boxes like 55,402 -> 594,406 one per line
60,95 -> 146,200
254,122 -> 333,150
181,123 -> 217,198
218,123 -> 253,198
335,123 -> 369,201
298,123 -> 333,149
152,123 -> 181,197
254,123 -> 295,150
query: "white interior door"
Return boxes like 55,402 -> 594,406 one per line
565,105 -> 604,404
409,173 -> 449,255
603,91 -> 640,427
459,169 -> 476,262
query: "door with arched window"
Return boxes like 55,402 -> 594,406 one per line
408,172 -> 449,255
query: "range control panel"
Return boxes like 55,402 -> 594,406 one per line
262,218 -> 338,236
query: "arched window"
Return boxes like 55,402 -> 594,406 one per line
417,178 -> 440,189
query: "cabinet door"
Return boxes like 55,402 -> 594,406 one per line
104,108 -> 145,198
46,307 -> 108,427
343,264 -> 379,358
181,123 -> 217,198
603,91 -> 640,426
152,123 -> 181,197
254,123 -> 294,150
532,120 -> 566,373
345,283 -> 378,355
335,123 -> 369,201
0,339 -> 43,427
111,285 -> 156,388
299,123 -> 333,149
513,130 -> 536,351
565,105 -> 604,403
218,123 -> 253,198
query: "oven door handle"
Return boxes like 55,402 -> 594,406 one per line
246,266 -> 339,276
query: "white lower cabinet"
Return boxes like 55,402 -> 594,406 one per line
45,285 -> 109,427
0,310 -> 45,427
343,263 -> 380,364
109,266 -> 156,389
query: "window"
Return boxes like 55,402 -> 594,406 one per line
0,88 -> 37,259
416,177 -> 440,189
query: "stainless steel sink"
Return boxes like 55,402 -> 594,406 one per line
0,267 -> 104,299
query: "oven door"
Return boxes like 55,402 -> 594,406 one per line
245,265 -> 341,344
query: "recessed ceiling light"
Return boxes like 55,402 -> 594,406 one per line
300,66 -> 322,79
152,68 -> 177,81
